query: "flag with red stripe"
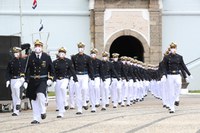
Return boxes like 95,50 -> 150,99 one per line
32,0 -> 37,9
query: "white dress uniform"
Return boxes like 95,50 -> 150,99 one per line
163,43 -> 191,113
71,42 -> 94,115
25,40 -> 55,124
53,47 -> 78,118
6,47 -> 25,116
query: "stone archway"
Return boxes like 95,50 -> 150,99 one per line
105,29 -> 150,63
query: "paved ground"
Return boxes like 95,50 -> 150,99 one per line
0,93 -> 200,133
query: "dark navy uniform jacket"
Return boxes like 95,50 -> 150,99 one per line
6,57 -> 26,81
91,58 -> 102,78
53,58 -> 78,82
26,52 -> 55,100
163,53 -> 191,77
71,53 -> 94,80
111,61 -> 122,79
101,61 -> 119,81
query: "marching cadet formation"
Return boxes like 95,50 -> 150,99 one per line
5,40 -> 192,124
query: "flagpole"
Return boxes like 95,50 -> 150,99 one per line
19,0 -> 23,43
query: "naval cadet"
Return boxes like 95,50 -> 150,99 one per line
89,48 -> 102,112
100,51 -> 119,111
53,47 -> 78,118
71,42 -> 94,115
24,39 -> 55,124
110,53 -> 122,108
6,47 -> 26,116
163,42 -> 191,113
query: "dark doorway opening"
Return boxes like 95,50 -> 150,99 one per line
109,36 -> 144,61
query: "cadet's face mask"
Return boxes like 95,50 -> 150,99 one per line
34,46 -> 42,53
91,54 -> 96,58
59,52 -> 66,58
78,48 -> 84,53
171,48 -> 176,54
122,61 -> 126,64
103,57 -> 107,61
14,52 -> 20,58
113,58 -> 118,62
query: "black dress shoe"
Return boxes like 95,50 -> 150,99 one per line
95,104 -> 100,108
16,105 -> 21,110
65,106 -> 69,110
70,107 -> 75,110
113,106 -> 117,108
118,102 -> 122,105
121,105 -> 125,107
86,100 -> 89,103
163,105 -> 166,108
106,104 -> 109,107
56,109 -> 59,111
91,110 -> 96,113
126,104 -> 130,107
12,113 -> 18,116
169,111 -> 175,113
31,120 -> 40,124
101,108 -> 106,111
83,106 -> 88,110
41,113 -> 46,119
57,115 -> 62,118
174,101 -> 179,106
76,112 -> 82,115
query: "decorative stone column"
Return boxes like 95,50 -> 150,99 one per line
149,0 -> 162,64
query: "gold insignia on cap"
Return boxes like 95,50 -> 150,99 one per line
58,47 -> 66,53
77,42 -> 85,48
34,39 -> 43,46
90,48 -> 98,54
102,51 -> 109,57
170,42 -> 177,49
112,53 -> 119,58
12,47 -> 22,53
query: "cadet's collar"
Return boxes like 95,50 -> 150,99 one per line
35,52 -> 42,59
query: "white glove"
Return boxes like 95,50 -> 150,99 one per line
161,75 -> 166,82
6,81 -> 10,88
186,78 -> 190,83
189,75 -> 193,80
23,82 -> 28,89
47,79 -> 53,86
20,77 -> 25,83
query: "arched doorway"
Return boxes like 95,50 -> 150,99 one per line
109,35 -> 144,61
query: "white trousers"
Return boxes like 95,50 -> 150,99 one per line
55,78 -> 69,117
10,78 -> 23,115
121,79 -> 128,105
75,75 -> 89,113
167,74 -> 182,111
111,78 -> 121,107
101,78 -> 111,108
69,77 -> 76,108
89,77 -> 100,110
31,93 -> 46,121
127,79 -> 133,105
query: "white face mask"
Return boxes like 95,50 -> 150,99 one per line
122,61 -> 126,64
113,58 -> 118,62
78,48 -> 84,53
103,57 -> 107,61
171,48 -> 176,54
14,53 -> 20,58
91,54 -> 96,58
34,47 -> 42,53
59,52 -> 66,58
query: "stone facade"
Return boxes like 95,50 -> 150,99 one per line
90,0 -> 162,64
